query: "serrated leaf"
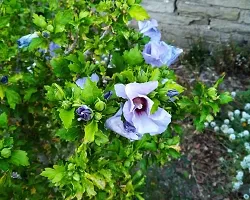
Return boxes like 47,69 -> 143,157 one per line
128,4 -> 149,20
85,179 -> 97,197
5,89 -> 21,109
219,92 -> 233,104
95,131 -> 109,146
50,57 -> 70,77
85,173 -> 106,189
33,13 -> 47,28
10,150 -> 30,166
207,87 -> 217,100
58,108 -> 75,129
41,165 -> 65,183
54,10 -> 73,33
164,81 -> 185,93
0,112 -> 8,128
150,68 -> 161,81
81,78 -> 102,105
0,16 -> 9,28
84,120 -> 98,143
111,52 -> 125,72
123,46 -> 143,66
28,37 -> 47,51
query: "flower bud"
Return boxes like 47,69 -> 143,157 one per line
61,100 -> 71,110
1,148 -> 11,158
76,105 -> 93,121
94,101 -> 106,111
0,76 -> 8,84
104,91 -> 113,100
46,25 -> 54,32
94,112 -> 102,121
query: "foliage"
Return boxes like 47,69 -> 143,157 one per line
0,0 -> 231,199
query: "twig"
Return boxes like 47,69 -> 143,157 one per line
64,30 -> 79,55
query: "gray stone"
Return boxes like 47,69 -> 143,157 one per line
149,12 -> 207,25
239,10 -> 250,24
141,0 -> 175,13
181,0 -> 250,9
210,19 -> 250,33
177,2 -> 240,21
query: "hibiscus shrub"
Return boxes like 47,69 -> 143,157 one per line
0,0 -> 232,199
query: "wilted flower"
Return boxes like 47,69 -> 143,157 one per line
0,76 -> 8,84
17,33 -> 39,48
142,41 -> 183,67
106,81 -> 171,139
76,105 -> 93,121
76,73 -> 99,89
138,19 -> 161,41
104,91 -> 113,100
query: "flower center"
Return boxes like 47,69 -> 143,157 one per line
132,97 -> 147,113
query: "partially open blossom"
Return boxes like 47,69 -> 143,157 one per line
106,81 -> 171,140
142,41 -> 183,67
76,105 -> 93,121
76,73 -> 99,89
138,19 -> 161,41
17,33 -> 39,48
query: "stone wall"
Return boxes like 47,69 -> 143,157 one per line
142,0 -> 250,48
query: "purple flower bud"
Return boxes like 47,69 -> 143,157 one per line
167,89 -> 179,98
49,42 -> 60,57
1,76 -> 8,84
104,91 -> 113,100
76,105 -> 93,121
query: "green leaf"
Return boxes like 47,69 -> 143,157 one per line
41,165 -> 65,183
56,127 -> 79,141
81,78 -> 102,105
128,4 -> 150,20
24,88 -> 37,102
28,37 -> 47,51
0,16 -> 10,28
58,108 -> 75,129
120,70 -> 135,82
5,89 -> 21,109
111,52 -> 125,72
10,150 -> 30,166
0,112 -> 8,128
219,92 -> 233,104
85,179 -> 97,197
33,13 -> 47,28
54,10 -> 73,33
123,46 -> 143,66
50,57 -> 70,78
84,120 -> 98,143
95,131 -> 109,146
0,85 -> 5,100
150,68 -> 161,81
207,87 -> 217,100
150,98 -> 160,114
85,173 -> 106,189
